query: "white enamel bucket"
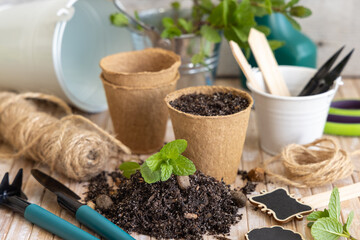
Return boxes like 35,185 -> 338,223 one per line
248,66 -> 342,155
0,0 -> 132,112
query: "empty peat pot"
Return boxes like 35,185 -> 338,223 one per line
248,66 -> 342,155
100,48 -> 181,154
165,86 -> 253,184
100,48 -> 181,87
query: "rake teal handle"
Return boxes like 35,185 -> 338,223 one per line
76,205 -> 135,240
24,204 -> 98,240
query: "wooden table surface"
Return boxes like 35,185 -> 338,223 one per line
0,78 -> 359,240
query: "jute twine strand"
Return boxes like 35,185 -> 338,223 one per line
264,138 -> 360,188
0,92 -> 131,180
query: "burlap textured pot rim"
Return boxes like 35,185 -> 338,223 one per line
99,48 -> 181,87
165,86 -> 254,119
101,72 -> 179,90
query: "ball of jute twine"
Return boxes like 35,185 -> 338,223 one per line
264,138 -> 360,188
0,92 -> 131,180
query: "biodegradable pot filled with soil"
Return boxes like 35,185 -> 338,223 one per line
101,71 -> 179,154
100,48 -> 181,88
165,86 -> 253,184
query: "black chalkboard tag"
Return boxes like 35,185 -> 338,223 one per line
245,226 -> 305,240
249,188 -> 313,223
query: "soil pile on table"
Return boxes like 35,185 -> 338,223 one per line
169,92 -> 249,116
85,171 -> 242,239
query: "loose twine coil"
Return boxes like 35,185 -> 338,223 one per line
264,138 -> 360,188
0,92 -> 131,180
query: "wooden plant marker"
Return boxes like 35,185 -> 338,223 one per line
302,182 -> 360,209
229,40 -> 262,92
248,28 -> 290,96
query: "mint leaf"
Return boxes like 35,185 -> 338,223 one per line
140,162 -> 161,183
119,162 -> 140,178
328,187 -> 341,221
344,211 -> 354,233
110,13 -> 129,27
160,163 -> 173,181
264,0 -> 272,14
145,152 -> 163,171
161,26 -> 182,38
307,210 -> 330,221
200,25 -> 222,43
172,155 -> 196,176
160,139 -> 188,160
311,217 -> 344,240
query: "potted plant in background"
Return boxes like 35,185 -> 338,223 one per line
110,0 -> 312,88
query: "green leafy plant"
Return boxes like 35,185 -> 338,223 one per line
110,0 -> 311,64
307,187 -> 357,240
119,139 -> 196,183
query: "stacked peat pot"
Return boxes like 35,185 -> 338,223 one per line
165,86 -> 253,184
100,48 -> 181,154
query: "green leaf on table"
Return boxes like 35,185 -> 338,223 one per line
344,211 -> 354,233
328,187 -> 341,221
200,25 -> 222,43
119,162 -> 140,178
307,210 -> 330,221
110,13 -> 129,27
140,162 -> 161,183
290,6 -> 312,18
160,139 -> 188,160
172,155 -> 196,176
160,163 -> 173,181
145,152 -> 163,171
311,217 -> 344,240
268,40 -> 285,50
178,18 -> 193,33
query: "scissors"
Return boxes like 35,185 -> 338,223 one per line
324,99 -> 360,136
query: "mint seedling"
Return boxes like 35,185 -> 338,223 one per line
119,139 -> 196,183
307,187 -> 357,240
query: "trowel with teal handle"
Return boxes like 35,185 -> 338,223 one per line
31,169 -> 135,240
0,169 -> 99,240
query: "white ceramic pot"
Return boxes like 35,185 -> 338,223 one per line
0,0 -> 132,112
248,66 -> 342,155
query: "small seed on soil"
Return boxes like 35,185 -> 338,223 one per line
95,194 -> 113,210
184,213 -> 198,219
248,167 -> 265,182
87,200 -> 95,209
230,190 -> 247,208
177,175 -> 191,190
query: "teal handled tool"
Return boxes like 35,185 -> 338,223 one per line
31,169 -> 135,240
0,169 -> 98,240
324,99 -> 360,136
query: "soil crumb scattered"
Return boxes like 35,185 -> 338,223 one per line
241,181 -> 258,195
85,171 -> 242,239
170,92 -> 249,116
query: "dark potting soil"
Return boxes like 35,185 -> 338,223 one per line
170,92 -> 249,116
85,171 -> 242,239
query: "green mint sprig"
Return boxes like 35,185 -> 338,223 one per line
119,139 -> 196,184
307,187 -> 357,240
